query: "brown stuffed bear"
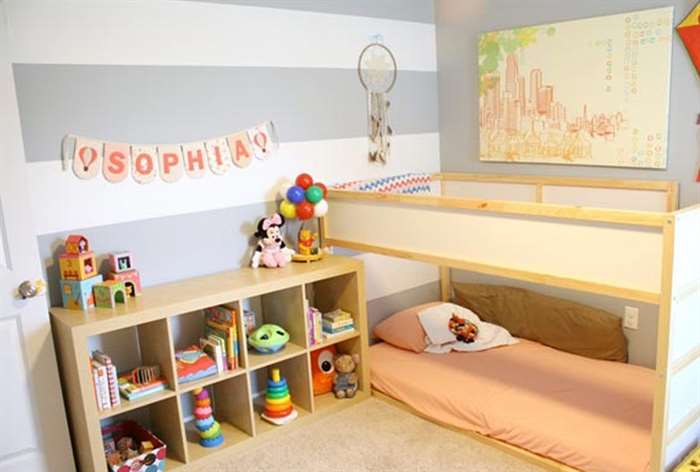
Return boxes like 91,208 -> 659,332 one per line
332,353 -> 360,399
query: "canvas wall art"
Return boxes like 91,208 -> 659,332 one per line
478,7 -> 673,168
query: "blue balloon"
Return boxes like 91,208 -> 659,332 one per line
286,185 -> 305,204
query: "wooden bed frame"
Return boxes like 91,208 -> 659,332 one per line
321,172 -> 700,472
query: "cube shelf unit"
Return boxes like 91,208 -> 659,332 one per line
50,255 -> 368,471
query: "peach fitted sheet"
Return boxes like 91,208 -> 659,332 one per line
371,340 -> 654,472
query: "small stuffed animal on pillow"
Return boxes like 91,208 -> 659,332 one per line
333,353 -> 360,399
251,213 -> 294,268
448,313 -> 479,343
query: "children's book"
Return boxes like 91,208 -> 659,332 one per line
92,350 -> 121,408
200,337 -> 224,374
323,309 -> 352,323
204,305 -> 239,370
175,345 -> 217,384
117,374 -> 166,401
91,360 -> 110,411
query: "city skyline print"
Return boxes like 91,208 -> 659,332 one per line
478,8 -> 673,168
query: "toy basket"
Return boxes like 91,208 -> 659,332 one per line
101,420 -> 167,472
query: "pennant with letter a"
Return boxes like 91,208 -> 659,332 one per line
227,131 -> 253,168
73,137 -> 102,180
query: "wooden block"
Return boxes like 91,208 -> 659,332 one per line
109,251 -> 135,273
59,251 -> 97,281
107,269 -> 142,297
93,280 -> 128,309
60,275 -> 103,310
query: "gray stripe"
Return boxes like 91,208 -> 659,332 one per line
39,201 -> 274,306
14,65 -> 438,163
185,0 -> 435,23
367,281 -> 440,341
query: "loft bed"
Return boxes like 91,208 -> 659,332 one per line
321,172 -> 700,472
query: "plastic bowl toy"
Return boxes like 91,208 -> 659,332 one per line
248,324 -> 290,353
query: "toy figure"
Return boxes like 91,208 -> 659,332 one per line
333,353 -> 360,399
311,345 -> 336,395
251,213 -> 294,268
297,228 -> 318,256
448,313 -> 479,343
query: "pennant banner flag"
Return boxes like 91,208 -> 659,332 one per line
678,2 -> 700,78
63,121 -> 279,183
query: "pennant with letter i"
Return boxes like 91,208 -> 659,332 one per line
678,2 -> 700,77
73,137 -> 102,180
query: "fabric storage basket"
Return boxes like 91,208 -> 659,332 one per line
102,420 -> 167,472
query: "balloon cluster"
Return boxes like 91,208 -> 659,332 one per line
278,173 -> 329,221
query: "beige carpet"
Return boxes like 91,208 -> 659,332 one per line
197,398 -> 546,472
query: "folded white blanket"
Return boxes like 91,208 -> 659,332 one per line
417,302 -> 517,353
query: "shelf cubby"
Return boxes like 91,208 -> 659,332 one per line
99,395 -> 187,468
251,352 -> 314,433
181,373 -> 254,462
243,285 -> 307,369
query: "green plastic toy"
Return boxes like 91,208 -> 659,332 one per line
247,324 -> 290,353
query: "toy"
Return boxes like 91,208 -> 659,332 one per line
448,313 -> 479,343
101,420 -> 167,472
61,275 -> 103,310
297,229 -> 317,256
250,213 -> 294,268
674,442 -> 700,472
333,353 -> 360,399
65,234 -> 90,255
277,173 -> 329,223
107,269 -> 142,297
59,250 -> 97,280
247,324 -> 289,353
311,345 -> 336,395
192,388 -> 224,448
109,251 -> 134,273
94,280 -> 128,309
130,366 -> 160,385
261,368 -> 298,425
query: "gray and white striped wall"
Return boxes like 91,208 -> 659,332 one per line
5,0 -> 440,317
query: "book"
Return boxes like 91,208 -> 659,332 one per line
307,306 -> 323,346
91,361 -> 110,411
323,309 -> 352,323
175,345 -> 217,384
322,318 -> 354,330
200,337 -> 224,374
323,327 -> 356,337
117,374 -> 166,401
204,305 -> 239,370
243,309 -> 257,335
92,351 -> 120,408
322,323 -> 355,334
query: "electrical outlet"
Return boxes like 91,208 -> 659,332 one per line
624,306 -> 639,330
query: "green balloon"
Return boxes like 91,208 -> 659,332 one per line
305,185 -> 323,204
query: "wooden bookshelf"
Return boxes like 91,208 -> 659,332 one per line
50,255 -> 369,471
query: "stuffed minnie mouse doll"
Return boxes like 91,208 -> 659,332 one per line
251,213 -> 295,268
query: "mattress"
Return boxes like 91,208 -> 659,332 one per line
370,339 -> 654,472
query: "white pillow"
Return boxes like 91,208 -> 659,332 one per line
418,302 -> 517,353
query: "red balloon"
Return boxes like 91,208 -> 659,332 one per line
296,201 -> 314,220
315,182 -> 328,198
295,173 -> 313,190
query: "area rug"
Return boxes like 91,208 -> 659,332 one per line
196,397 -> 545,472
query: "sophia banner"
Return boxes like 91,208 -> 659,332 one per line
62,121 -> 279,184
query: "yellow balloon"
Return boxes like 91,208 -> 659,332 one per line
279,199 -> 297,219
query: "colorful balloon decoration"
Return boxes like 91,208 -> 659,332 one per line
278,173 -> 329,222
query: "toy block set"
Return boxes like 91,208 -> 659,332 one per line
58,235 -> 142,311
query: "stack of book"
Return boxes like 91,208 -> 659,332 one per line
203,304 -> 240,372
117,371 -> 166,402
322,309 -> 355,338
90,350 -> 120,412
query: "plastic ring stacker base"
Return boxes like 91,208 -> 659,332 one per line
200,434 -> 224,448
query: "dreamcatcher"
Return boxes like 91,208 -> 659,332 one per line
358,37 -> 397,164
